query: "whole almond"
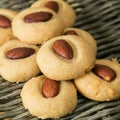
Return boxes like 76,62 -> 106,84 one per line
6,47 -> 35,59
24,12 -> 53,23
0,15 -> 11,28
42,78 -> 59,98
92,64 -> 116,82
64,30 -> 78,36
45,1 -> 59,13
52,39 -> 73,59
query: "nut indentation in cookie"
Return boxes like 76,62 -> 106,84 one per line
45,1 -> 59,13
52,39 -> 73,59
42,77 -> 60,98
92,64 -> 116,82
24,12 -> 53,23
0,15 -> 11,28
6,47 -> 35,59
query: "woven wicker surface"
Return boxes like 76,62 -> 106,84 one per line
0,0 -> 120,120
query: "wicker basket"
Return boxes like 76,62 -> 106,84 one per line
0,0 -> 120,120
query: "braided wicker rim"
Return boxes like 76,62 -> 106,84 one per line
0,0 -> 120,120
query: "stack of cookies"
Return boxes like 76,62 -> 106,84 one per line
0,0 -> 120,119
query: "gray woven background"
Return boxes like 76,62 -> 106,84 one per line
0,0 -> 120,120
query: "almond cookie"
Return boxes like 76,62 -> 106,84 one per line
12,7 -> 64,45
21,75 -> 77,119
36,35 -> 96,80
31,0 -> 76,27
0,40 -> 40,82
63,28 -> 97,54
74,59 -> 120,101
0,9 -> 18,46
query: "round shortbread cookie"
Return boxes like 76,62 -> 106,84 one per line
12,7 -> 64,45
0,40 -> 40,82
21,75 -> 77,119
31,0 -> 76,27
0,9 -> 18,46
36,35 -> 96,80
74,59 -> 120,101
63,28 -> 97,54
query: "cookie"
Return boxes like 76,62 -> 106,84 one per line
36,35 -> 96,80
21,75 -> 77,119
31,0 -> 76,27
0,40 -> 40,82
74,59 -> 120,101
12,7 -> 64,45
63,28 -> 97,54
0,9 -> 18,46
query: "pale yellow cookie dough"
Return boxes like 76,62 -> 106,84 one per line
0,40 -> 40,82
63,28 -> 97,54
31,0 -> 77,27
12,7 -> 64,45
21,75 -> 77,119
36,35 -> 96,80
0,9 -> 18,46
74,59 -> 120,101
